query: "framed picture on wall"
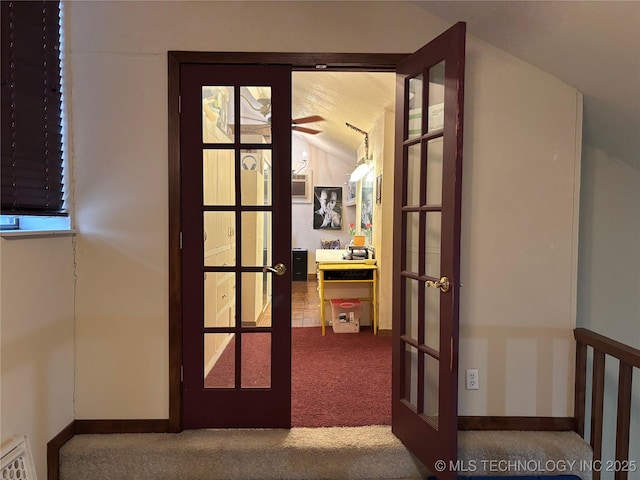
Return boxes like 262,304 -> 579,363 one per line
361,185 -> 373,228
376,174 -> 382,204
345,181 -> 356,206
313,186 -> 343,230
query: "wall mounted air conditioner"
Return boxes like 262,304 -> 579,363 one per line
291,173 -> 309,198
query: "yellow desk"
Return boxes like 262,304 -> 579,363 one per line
317,263 -> 378,336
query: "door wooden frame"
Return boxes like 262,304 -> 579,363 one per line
391,22 -> 466,478
168,51 -> 407,432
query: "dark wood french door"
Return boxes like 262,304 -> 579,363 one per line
169,45 -> 467,457
392,23 -> 466,479
180,64 -> 292,428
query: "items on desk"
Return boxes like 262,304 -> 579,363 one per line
351,248 -> 368,259
342,244 -> 372,260
343,249 -> 367,260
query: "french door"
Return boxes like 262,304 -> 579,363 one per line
180,64 -> 292,428
170,37 -> 466,461
392,22 -> 466,479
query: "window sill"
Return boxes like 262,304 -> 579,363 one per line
1,229 -> 77,239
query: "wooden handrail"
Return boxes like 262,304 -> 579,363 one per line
574,328 -> 640,480
575,328 -> 640,368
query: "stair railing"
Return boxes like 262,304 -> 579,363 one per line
574,328 -> 640,480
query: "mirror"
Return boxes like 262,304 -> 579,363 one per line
358,171 -> 374,243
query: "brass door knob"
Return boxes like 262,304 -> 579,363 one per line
263,263 -> 287,276
426,276 -> 450,293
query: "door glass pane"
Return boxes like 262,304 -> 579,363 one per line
406,143 -> 421,206
241,86 -> 272,144
404,278 -> 419,341
425,138 -> 443,206
241,333 -> 271,388
405,212 -> 420,273
424,286 -> 440,353
241,272 -> 271,328
203,149 -> 235,206
204,333 -> 235,388
204,272 -> 236,328
424,212 -> 441,276
428,61 -> 445,133
422,353 -> 439,427
204,212 -> 236,267
241,212 -> 271,267
403,343 -> 418,409
241,149 -> 271,205
202,86 -> 234,143
407,74 -> 423,139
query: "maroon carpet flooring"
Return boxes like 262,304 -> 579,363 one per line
291,326 -> 391,427
205,327 -> 391,427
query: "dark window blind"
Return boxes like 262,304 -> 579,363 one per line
1,1 -> 65,215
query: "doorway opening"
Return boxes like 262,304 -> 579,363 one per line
168,53 -> 406,433
169,21 -> 466,472
289,70 -> 396,427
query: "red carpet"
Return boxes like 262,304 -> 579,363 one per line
205,327 -> 391,427
292,326 -> 392,427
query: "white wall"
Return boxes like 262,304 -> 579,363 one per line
457,38 -> 581,416
370,108 -> 395,331
291,133 -> 356,272
577,144 -> 640,478
70,48 -> 169,418
0,236 -> 75,477
577,145 -> 640,346
65,1 -> 582,420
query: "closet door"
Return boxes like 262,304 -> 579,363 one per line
181,64 -> 292,428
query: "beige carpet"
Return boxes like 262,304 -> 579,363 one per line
60,426 -> 429,480
59,427 -> 592,480
458,431 -> 592,480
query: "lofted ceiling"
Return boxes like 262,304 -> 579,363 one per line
292,71 -> 395,159
417,1 -> 640,167
291,1 -> 639,167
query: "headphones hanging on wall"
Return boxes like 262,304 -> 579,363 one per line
241,154 -> 257,170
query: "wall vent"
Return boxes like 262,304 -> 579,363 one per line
1,436 -> 37,480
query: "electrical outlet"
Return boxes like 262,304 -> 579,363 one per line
466,369 -> 479,390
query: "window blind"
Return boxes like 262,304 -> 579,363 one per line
1,1 -> 65,215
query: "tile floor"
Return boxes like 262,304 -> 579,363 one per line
257,279 -> 321,327
263,279 -> 372,329
291,279 -> 322,327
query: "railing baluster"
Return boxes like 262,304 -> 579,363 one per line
574,328 -> 639,480
574,340 -> 587,438
590,350 -> 605,480
614,362 -> 632,480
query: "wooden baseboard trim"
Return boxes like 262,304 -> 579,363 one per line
458,416 -> 577,431
47,421 -> 76,480
47,415 -> 575,479
47,419 -> 171,480
377,328 -> 392,336
74,419 -> 171,434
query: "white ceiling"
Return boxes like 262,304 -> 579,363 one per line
292,1 -> 639,167
418,1 -> 640,167
292,71 -> 396,158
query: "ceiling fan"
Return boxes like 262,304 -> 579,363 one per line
240,89 -> 325,135
292,115 -> 324,135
